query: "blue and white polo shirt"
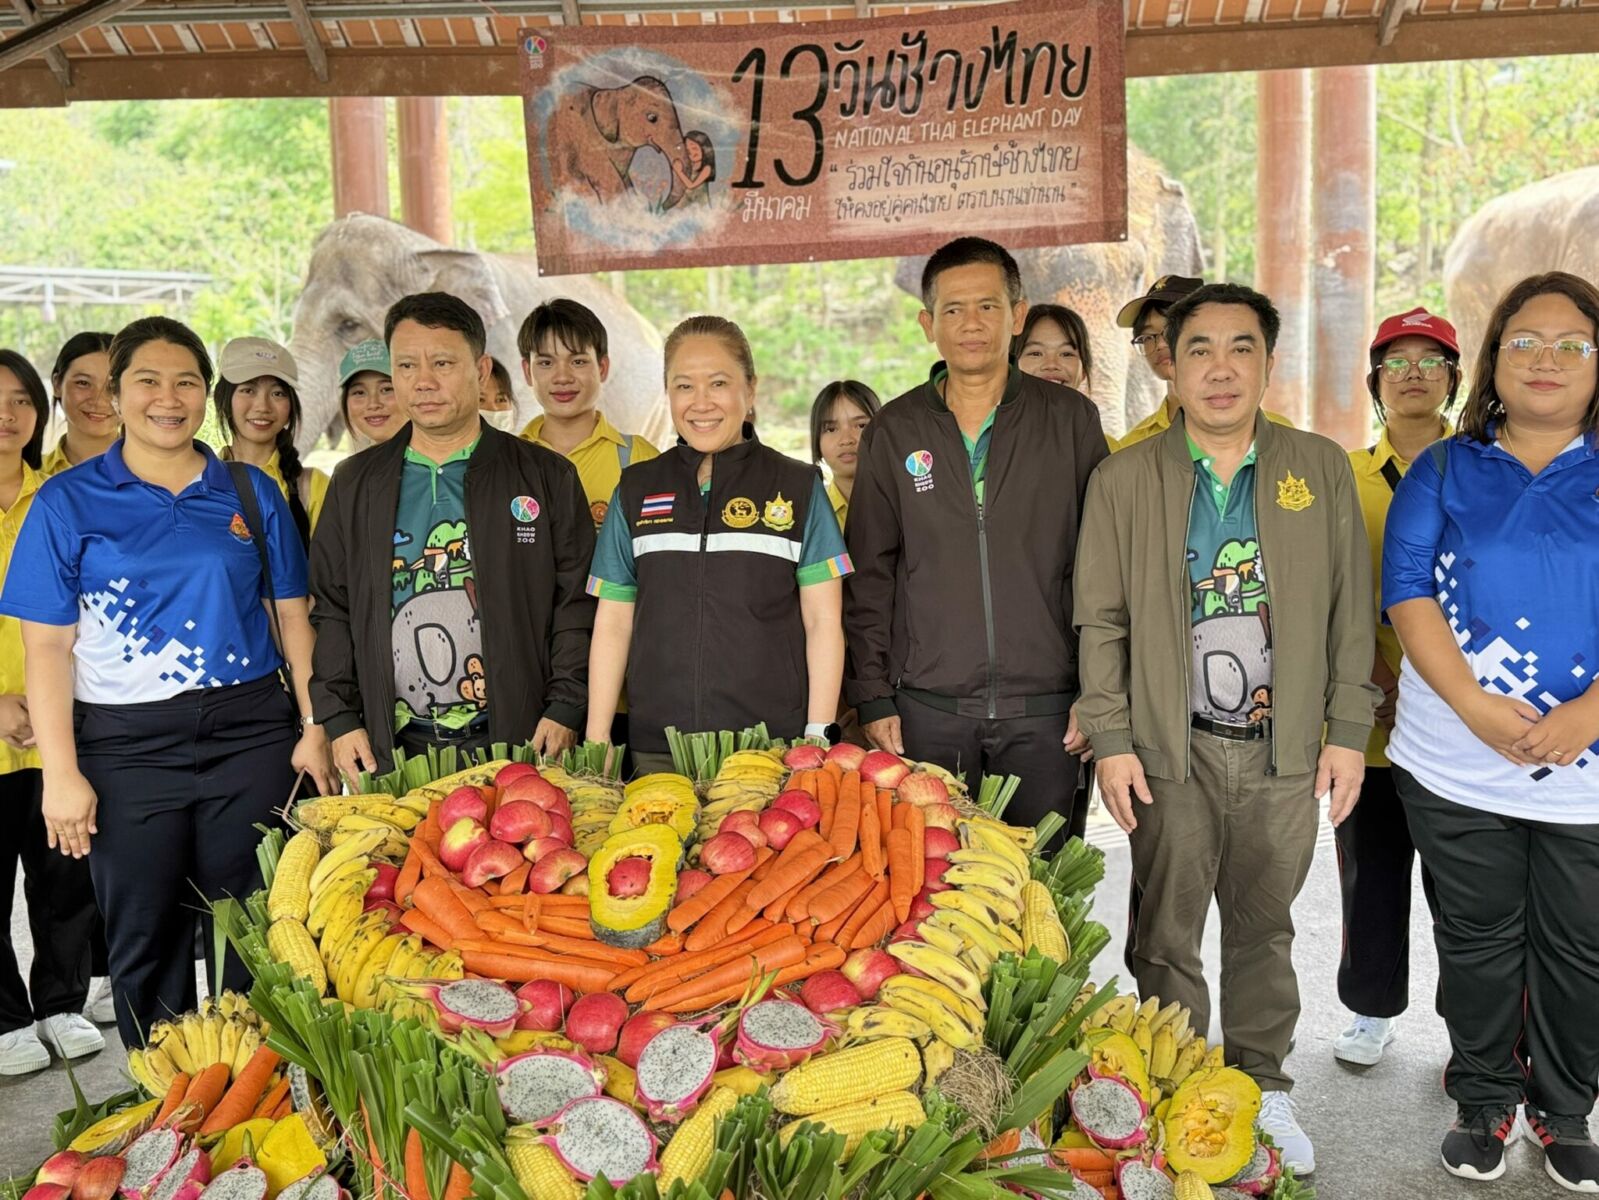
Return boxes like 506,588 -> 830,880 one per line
0,440 -> 306,704
1383,431 -> 1599,822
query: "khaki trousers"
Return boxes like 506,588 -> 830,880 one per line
1128,732 -> 1318,1090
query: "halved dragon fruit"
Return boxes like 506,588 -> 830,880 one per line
735,1000 -> 837,1071
633,1022 -> 719,1123
541,1097 -> 658,1184
1222,1143 -> 1281,1195
119,1129 -> 183,1200
1069,1076 -> 1148,1149
197,1164 -> 268,1200
495,1050 -> 606,1123
145,1147 -> 210,1200
274,1174 -> 347,1200
422,979 -> 524,1037
1212,1190 -> 1255,1200
1115,1160 -> 1175,1200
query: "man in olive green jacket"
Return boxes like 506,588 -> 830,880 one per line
1074,283 -> 1377,1176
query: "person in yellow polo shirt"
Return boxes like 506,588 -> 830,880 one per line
810,380 -> 881,530
0,351 -> 105,1074
43,332 -> 117,475
1332,306 -> 1459,1068
1114,276 -> 1294,449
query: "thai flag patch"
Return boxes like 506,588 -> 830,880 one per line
640,493 -> 675,518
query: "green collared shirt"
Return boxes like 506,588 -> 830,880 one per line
933,368 -> 998,505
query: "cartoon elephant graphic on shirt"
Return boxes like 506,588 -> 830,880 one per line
392,587 -> 483,722
547,76 -> 691,210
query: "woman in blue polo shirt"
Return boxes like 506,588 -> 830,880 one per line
1385,272 -> 1599,1190
0,317 -> 334,1047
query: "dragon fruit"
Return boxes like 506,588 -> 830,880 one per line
1050,1175 -> 1107,1200
422,979 -> 524,1037
1115,1161 -> 1175,1200
542,1098 -> 658,1184
196,1165 -> 267,1200
119,1130 -> 183,1200
145,1148 -> 210,1200
274,1176 -> 346,1200
735,1000 -> 836,1071
1212,1191 -> 1254,1200
495,1050 -> 606,1124
1221,1143 -> 1280,1195
1069,1076 -> 1148,1149
633,1022 -> 719,1122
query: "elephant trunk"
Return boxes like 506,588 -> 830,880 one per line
286,330 -> 346,453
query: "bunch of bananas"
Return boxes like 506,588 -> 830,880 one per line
127,991 -> 264,1096
543,764 -> 623,858
1080,988 -> 1225,1100
697,749 -> 787,841
293,791 -> 429,859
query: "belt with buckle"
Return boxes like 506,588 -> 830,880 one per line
1191,713 -> 1267,741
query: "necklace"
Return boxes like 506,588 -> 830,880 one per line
1499,421 -> 1517,460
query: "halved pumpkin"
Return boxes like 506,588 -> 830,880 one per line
588,825 -> 683,948
1162,1067 -> 1262,1183
610,774 -> 699,842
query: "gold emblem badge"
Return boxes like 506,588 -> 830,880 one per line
722,496 -> 758,529
761,492 -> 796,532
1276,471 -> 1315,512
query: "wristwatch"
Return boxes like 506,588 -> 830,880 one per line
804,722 -> 844,746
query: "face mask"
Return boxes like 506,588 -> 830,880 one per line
482,408 -> 520,433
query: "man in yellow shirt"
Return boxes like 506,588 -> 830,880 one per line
1333,306 -> 1458,1068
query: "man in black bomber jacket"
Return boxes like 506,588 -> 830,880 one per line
844,239 -> 1109,830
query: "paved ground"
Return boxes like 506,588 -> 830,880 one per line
4,812 -> 1593,1195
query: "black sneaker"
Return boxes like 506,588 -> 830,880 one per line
1527,1108 -> 1599,1193
1442,1106 -> 1518,1181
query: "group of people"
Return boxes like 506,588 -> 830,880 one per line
0,236 -> 1594,1191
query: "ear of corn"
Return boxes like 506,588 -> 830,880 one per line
267,918 -> 327,994
1174,1170 -> 1216,1200
267,831 -> 321,922
767,1037 -> 922,1116
659,1085 -> 736,1186
778,1090 -> 926,1160
1021,880 -> 1070,961
506,1134 -> 582,1200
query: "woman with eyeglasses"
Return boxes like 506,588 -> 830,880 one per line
1384,272 -> 1599,1189
1331,307 -> 1458,1072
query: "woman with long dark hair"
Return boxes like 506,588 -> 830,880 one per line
0,317 -> 334,1047
809,380 -> 880,530
1015,303 -> 1093,395
45,332 -> 117,474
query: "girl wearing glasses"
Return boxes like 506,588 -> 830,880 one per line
1384,273 -> 1599,1189
1331,307 -> 1458,1072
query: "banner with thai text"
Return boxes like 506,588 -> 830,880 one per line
520,0 -> 1127,275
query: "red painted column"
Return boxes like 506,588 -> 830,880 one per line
397,96 -> 453,245
328,97 -> 389,219
1255,70 -> 1311,429
1310,66 -> 1377,448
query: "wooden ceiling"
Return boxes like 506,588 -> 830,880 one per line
2,0 -> 1596,106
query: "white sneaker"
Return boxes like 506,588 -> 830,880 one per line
0,1026 -> 51,1075
1332,1014 -> 1397,1066
1258,1090 -> 1315,1175
38,1012 -> 106,1060
84,977 -> 117,1025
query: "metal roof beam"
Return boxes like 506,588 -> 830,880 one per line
560,0 -> 581,25
1377,0 -> 1409,44
283,0 -> 328,80
0,0 -> 145,73
7,0 -> 71,87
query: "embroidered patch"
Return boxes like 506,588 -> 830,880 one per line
1276,472 -> 1314,511
228,513 -> 252,543
640,492 -> 674,518
762,492 -> 795,532
590,500 -> 609,526
510,495 -> 540,523
905,450 -> 933,478
722,496 -> 759,529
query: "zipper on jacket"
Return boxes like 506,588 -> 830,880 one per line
975,496 -> 998,719
1180,470 -> 1197,782
694,467 -> 710,736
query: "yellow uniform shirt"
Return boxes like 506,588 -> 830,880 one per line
40,433 -> 110,477
0,464 -> 46,773
225,449 -> 329,535
827,481 -> 848,531
1113,401 -> 1296,451
520,412 -> 660,527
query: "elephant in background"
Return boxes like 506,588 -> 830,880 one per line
547,76 -> 690,211
287,214 -> 670,453
1444,166 -> 1599,366
896,146 -> 1204,440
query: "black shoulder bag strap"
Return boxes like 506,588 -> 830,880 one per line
226,462 -> 296,705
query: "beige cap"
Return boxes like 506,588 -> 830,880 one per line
219,337 -> 299,388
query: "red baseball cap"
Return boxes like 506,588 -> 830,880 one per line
1370,307 -> 1460,357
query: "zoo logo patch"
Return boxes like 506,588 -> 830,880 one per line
722,497 -> 759,529
1276,472 -> 1314,512
228,513 -> 252,544
905,450 -> 934,478
762,492 -> 795,532
510,495 -> 541,523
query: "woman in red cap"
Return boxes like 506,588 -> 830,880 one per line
1332,307 -> 1459,1069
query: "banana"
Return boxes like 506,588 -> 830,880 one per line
293,797 -> 368,830
887,942 -> 986,1009
433,950 -> 464,980
1090,994 -> 1136,1033
921,1036 -> 957,1084
317,886 -> 371,959
327,910 -> 387,984
331,827 -> 407,859
914,920 -> 968,959
879,975 -> 985,1032
1170,1038 -> 1207,1083
959,884 -> 1022,925
942,863 -> 1024,902
339,921 -> 398,1004
143,1044 -> 179,1093
1203,1045 -> 1226,1068
927,910 -> 1005,962
990,918 -> 1025,955
945,848 -> 1028,891
309,872 -> 372,939
376,934 -> 423,1010
1109,997 -> 1138,1035
966,812 -> 1036,851
1149,1025 -> 1178,1081
218,1014 -> 240,1075
1136,996 -> 1162,1025
846,1006 -> 933,1043
957,823 -> 1031,877
1131,1016 -> 1153,1059
231,1024 -> 261,1076
310,854 -> 379,908
1148,1000 -> 1186,1035
178,1013 -> 210,1071
878,981 -> 981,1050
913,761 -> 965,792
308,827 -> 389,895
927,888 -> 1004,933
126,1048 -> 156,1095
198,1011 -> 221,1068
337,807 -> 421,834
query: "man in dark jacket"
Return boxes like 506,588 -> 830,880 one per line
310,292 -> 594,779
844,237 -> 1109,829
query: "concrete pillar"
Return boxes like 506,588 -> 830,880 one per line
1310,66 -> 1377,448
328,97 -> 389,219
1255,70 -> 1312,429
397,97 -> 453,245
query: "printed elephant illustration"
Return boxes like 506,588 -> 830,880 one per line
1444,166 -> 1599,365
392,586 -> 481,722
287,214 -> 671,452
896,146 -> 1204,441
547,75 -> 690,211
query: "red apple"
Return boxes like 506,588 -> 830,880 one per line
495,762 -> 540,789
35,1153 -> 85,1190
923,858 -> 951,884
757,808 -> 803,850
438,817 -> 490,872
896,772 -> 951,807
545,810 -> 575,845
528,847 -> 588,893
782,743 -> 827,770
771,791 -> 822,828
607,856 -> 653,898
799,970 -> 862,1014
522,836 -> 569,863
489,799 -> 551,845
462,839 -> 523,888
719,809 -> 767,848
700,831 -> 758,874
560,872 -> 590,897
923,828 -> 961,859
439,785 -> 488,829
616,1011 -> 679,1068
909,890 -> 939,919
921,802 -> 962,831
501,774 -> 571,816
364,862 -> 400,904
675,869 -> 713,901
840,947 -> 901,999
860,750 -> 911,788
516,979 -> 573,1031
825,743 -> 867,770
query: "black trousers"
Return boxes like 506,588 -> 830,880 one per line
75,675 -> 297,1048
897,695 -> 1080,836
1397,766 -> 1599,1117
0,768 -> 100,1033
1333,765 -> 1440,1017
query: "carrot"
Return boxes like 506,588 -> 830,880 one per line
807,866 -> 876,925
442,1162 -> 472,1200
877,790 -> 893,855
668,867 -> 752,932
270,1096 -> 292,1120
859,791 -> 883,879
252,1076 -> 291,1120
445,878 -> 491,913
606,961 -> 653,994
892,802 -> 910,831
757,872 -> 811,924
413,876 -> 481,942
154,1071 -> 190,1127
458,950 -> 616,992
398,909 -> 457,951
850,898 -> 898,949
823,760 -> 844,783
816,768 -> 838,839
786,854 -> 861,922
643,934 -> 807,1011
828,771 -> 861,858
416,799 -> 443,849
837,879 -> 892,946
625,921 -> 789,1002
481,893 -> 588,913
749,844 -> 778,881
886,827 -> 916,923
644,931 -> 683,956
404,1128 -> 433,1200
903,805 -> 926,894
410,836 -> 450,880
536,915 -> 600,940
685,879 -> 758,952
793,770 -> 819,799
175,1062 -> 230,1132
457,934 -> 646,969
743,840 -> 829,914
1057,1147 -> 1117,1174
498,862 -> 531,895
199,1045 -> 282,1134
663,940 -> 845,1015
394,844 -> 423,907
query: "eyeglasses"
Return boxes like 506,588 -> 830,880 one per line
1380,356 -> 1450,382
1499,337 -> 1597,370
1132,333 -> 1162,349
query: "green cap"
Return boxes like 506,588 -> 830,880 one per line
338,339 -> 391,387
